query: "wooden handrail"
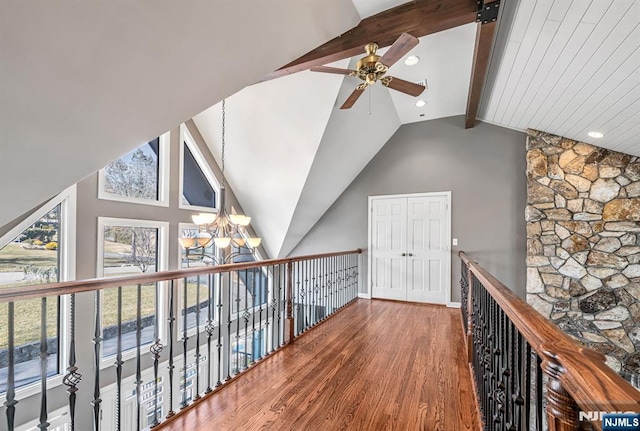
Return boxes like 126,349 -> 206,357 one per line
459,251 -> 639,429
0,248 -> 362,303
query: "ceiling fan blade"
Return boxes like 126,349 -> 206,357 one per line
310,66 -> 357,75
379,33 -> 419,68
340,87 -> 366,109
383,77 -> 425,97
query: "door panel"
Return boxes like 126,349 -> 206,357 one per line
371,198 -> 407,300
371,194 -> 449,304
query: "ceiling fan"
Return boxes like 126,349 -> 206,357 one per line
310,33 -> 426,109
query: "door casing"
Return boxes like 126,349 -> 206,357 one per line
366,191 -> 452,305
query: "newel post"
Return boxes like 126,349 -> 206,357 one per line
284,262 -> 295,344
466,262 -> 474,363
540,344 -> 579,431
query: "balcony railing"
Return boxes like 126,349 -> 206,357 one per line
460,252 -> 640,431
0,249 -> 361,431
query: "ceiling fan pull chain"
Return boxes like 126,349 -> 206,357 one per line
368,86 -> 371,116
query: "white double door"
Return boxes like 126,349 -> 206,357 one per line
369,192 -> 450,304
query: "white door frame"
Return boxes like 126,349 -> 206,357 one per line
367,191 -> 452,306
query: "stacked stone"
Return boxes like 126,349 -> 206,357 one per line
526,129 -> 640,375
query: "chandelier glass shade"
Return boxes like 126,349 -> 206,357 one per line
179,99 -> 261,258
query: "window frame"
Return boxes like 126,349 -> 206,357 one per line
177,222 -> 220,337
179,124 -> 221,212
96,217 -> 169,367
0,185 -> 77,400
97,132 -> 170,207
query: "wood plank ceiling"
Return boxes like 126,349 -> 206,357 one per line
480,0 -> 640,155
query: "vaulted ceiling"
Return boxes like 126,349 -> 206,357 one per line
1,0 -> 638,257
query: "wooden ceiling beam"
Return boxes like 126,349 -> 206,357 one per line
465,1 -> 500,128
262,0 -> 478,82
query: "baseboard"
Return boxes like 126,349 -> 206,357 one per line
358,293 -> 372,299
447,301 -> 461,308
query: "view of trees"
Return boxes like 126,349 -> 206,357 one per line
104,143 -> 159,200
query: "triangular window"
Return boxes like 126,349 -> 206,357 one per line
180,124 -> 219,211
98,133 -> 170,206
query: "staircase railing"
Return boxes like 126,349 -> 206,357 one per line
0,249 -> 361,431
460,251 -> 639,431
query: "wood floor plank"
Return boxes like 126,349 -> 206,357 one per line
158,299 -> 480,431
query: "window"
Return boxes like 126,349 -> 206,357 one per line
179,124 -> 219,211
0,186 -> 76,394
97,218 -> 168,360
178,224 -> 218,333
231,239 -> 269,311
98,133 -> 170,206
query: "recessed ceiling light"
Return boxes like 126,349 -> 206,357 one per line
404,55 -> 420,66
415,100 -> 426,107
588,131 -> 604,138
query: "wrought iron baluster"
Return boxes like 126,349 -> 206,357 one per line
92,291 -> 102,431
180,277 -> 189,409
243,269 -> 250,372
249,268 -> 255,363
270,265 -> 277,353
166,279 -> 176,419
216,271 -> 223,387
38,297 -> 50,431
205,273 -> 214,393
277,264 -> 283,348
115,287 -> 123,431
5,302 -> 16,431
514,329 -> 526,430
524,342 -> 532,431
535,354 -> 543,430
257,267 -> 264,360
135,284 -> 142,431
334,255 -> 338,309
225,271 -> 232,379
263,266 -> 269,356
150,281 -> 164,427
235,269 -> 241,375
194,275 -> 201,401
295,261 -> 301,335
63,293 -> 81,431
310,260 -> 317,326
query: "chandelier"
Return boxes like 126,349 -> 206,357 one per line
179,99 -> 261,262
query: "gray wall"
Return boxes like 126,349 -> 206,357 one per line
291,116 -> 528,300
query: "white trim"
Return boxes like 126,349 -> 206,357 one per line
447,302 -> 462,308
357,293 -> 371,299
96,217 -> 169,367
367,191 -> 452,306
16,406 -> 69,431
97,132 -> 170,207
179,123 -> 221,212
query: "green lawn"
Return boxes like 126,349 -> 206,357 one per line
0,243 -> 57,273
0,240 -> 217,348
0,280 -> 210,349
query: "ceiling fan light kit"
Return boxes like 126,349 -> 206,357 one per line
310,32 -> 426,109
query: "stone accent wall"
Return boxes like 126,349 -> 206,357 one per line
526,130 -> 640,374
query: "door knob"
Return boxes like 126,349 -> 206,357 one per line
408,253 -> 414,257
401,253 -> 406,256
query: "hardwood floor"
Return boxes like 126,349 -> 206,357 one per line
159,299 -> 480,431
